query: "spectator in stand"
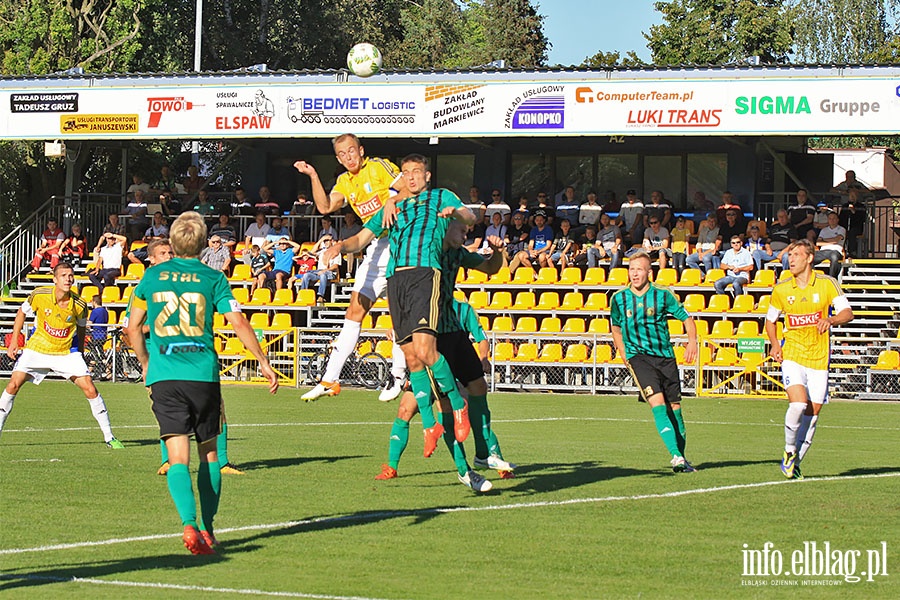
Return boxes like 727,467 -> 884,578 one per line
812,201 -> 832,232
267,216 -> 292,244
596,212 -> 624,270
509,209 -> 552,274
58,223 -> 86,267
548,218 -> 576,270
124,189 -> 150,241
669,216 -> 691,276
87,294 -> 110,349
208,213 -> 238,253
601,190 -> 620,213
232,186 -> 254,216
579,191 -> 603,228
813,211 -> 846,279
831,169 -> 868,197
297,235 -> 341,304
291,192 -> 314,216
89,233 -> 127,291
505,212 -> 530,260
788,189 -> 816,241
182,165 -> 206,198
468,186 -> 482,205
29,218 -> 66,272
465,186 -> 487,224
200,235 -> 231,274
686,213 -> 721,273
103,212 -> 127,238
483,211 -> 507,252
745,215 -> 767,238
642,216 -> 670,269
151,165 -> 182,213
555,185 -> 577,209
317,215 -> 336,241
126,174 -> 151,197
260,237 -> 299,291
691,190 -> 716,216
573,225 -> 601,268
839,188 -> 867,257
247,245 -> 270,295
716,191 -> 743,227
128,211 -> 170,264
513,194 -> 530,223
193,189 -> 217,216
243,211 -> 270,250
643,190 -> 673,230
616,189 -> 644,245
752,209 -> 796,271
463,220 -> 486,253
486,191 -> 511,224
745,225 -> 767,259
255,185 -> 280,214
534,192 -> 556,227
714,235 -> 754,296
717,209 -> 746,259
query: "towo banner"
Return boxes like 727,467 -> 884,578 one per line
0,76 -> 898,139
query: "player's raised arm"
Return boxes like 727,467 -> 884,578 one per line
293,160 -> 345,214
225,311 -> 279,394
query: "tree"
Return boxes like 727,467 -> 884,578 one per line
398,0 -> 464,69
581,51 -> 646,68
791,0 -> 899,63
479,0 -> 549,67
645,0 -> 793,65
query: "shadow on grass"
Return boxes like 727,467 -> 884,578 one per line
691,458 -> 776,470
837,466 -> 900,477
506,461 -> 656,495
236,454 -> 367,472
0,552 -> 222,592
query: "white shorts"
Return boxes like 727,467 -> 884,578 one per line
781,359 -> 829,404
352,236 -> 390,301
13,348 -> 90,384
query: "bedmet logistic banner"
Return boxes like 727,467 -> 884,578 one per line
1,77 -> 898,139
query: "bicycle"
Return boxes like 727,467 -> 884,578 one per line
304,342 -> 391,390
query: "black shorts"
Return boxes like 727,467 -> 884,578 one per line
437,330 -> 484,387
149,380 -> 222,443
627,354 -> 682,404
387,267 -> 440,345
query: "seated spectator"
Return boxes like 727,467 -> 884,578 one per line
509,209 -> 552,274
248,245 -> 270,295
641,217 -> 670,269
579,192 -> 603,228
183,165 -> 206,197
595,213 -> 624,270
463,221 -> 485,253
291,192 -> 314,215
512,194 -> 530,223
29,218 -> 65,272
128,211 -> 170,264
295,235 -> 341,304
58,223 -> 87,267
486,193 -> 511,225
255,185 -> 281,215
151,165 -> 180,199
744,225 -> 767,258
534,193 -> 556,227
232,186 -> 254,215
642,190 -> 673,230
259,237 -> 299,291
752,209 -> 796,271
103,212 -> 127,237
483,211 -> 507,252
813,211 -> 846,279
89,233 -> 127,291
573,225 -> 600,268
243,211 -> 271,252
717,209 -> 746,259
788,189 -> 816,241
126,173 -> 151,197
714,236 -> 753,296
831,169 -> 868,196
686,213 -> 721,273
87,294 -> 110,349
601,190 -> 620,213
554,186 -> 580,225
193,189 -> 217,216
317,215 -> 336,240
505,212 -> 530,259
124,189 -> 150,241
744,216 -> 767,238
465,186 -> 487,223
554,185 -> 577,209
616,189 -> 644,245
209,213 -> 238,252
548,218 -> 576,269
200,235 -> 231,274
813,202 -> 832,231
691,190 -> 716,218
266,216 -> 293,244
838,188 -> 866,257
715,191 -> 743,227
669,216 -> 691,275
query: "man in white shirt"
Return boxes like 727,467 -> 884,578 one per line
616,189 -> 644,245
482,211 -> 507,251
89,233 -> 127,291
714,235 -> 754,296
813,211 -> 846,279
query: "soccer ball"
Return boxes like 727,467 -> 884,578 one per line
347,43 -> 382,78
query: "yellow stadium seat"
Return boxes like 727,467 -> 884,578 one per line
79,285 -> 100,300
730,295 -> 755,313
561,344 -> 589,363
679,269 -> 702,286
248,288 -> 272,306
514,316 -> 538,333
120,286 -> 134,303
682,293 -> 706,313
693,319 -> 710,338
120,263 -> 145,281
607,268 -> 628,286
561,291 -> 584,311
360,314 -> 373,329
584,292 -> 608,312
749,269 -> 776,288
492,316 -> 514,332
705,294 -> 731,313
536,267 -> 558,285
488,291 -> 512,310
654,268 -> 678,287
779,269 -> 793,282
101,286 -> 120,304
464,269 -> 487,284
702,268 -> 725,286
512,291 -> 536,310
511,342 -> 538,362
270,313 -> 293,330
222,337 -> 246,356
563,318 -> 586,334
560,267 -> 582,285
357,340 -> 373,355
537,292 -> 560,310
231,287 -> 249,305
736,320 -> 760,338
713,346 -> 739,366
710,320 -> 734,338
754,295 -> 771,314
294,289 -> 316,306
272,289 -> 294,306
453,290 -> 466,302
872,350 -> 900,370
582,267 -> 606,286
535,343 -> 563,362
479,316 -> 490,332
375,340 -> 394,359
300,242 -> 316,252
213,313 -> 227,329
489,267 -> 511,284
540,317 -> 562,333
249,312 -> 269,329
668,320 -> 685,336
373,297 -> 389,308
492,342 -> 515,362
513,268 -> 535,284
468,290 -> 489,309
589,344 -> 613,364
698,345 -> 714,365
588,318 -> 611,334
456,269 -> 465,283
374,314 -> 393,330
610,349 -> 625,364
674,345 -> 687,365
229,264 -> 252,281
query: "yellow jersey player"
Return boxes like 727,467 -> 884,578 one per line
0,262 -> 124,448
293,133 -> 409,401
766,239 -> 853,479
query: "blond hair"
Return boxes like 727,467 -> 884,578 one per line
332,133 -> 360,150
169,211 -> 207,258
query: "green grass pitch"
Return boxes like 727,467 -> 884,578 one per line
0,381 -> 897,599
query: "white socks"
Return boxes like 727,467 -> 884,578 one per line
87,395 -> 115,442
391,340 -> 407,381
784,402 -> 807,453
798,414 -> 818,462
322,319 -> 362,383
0,391 -> 15,436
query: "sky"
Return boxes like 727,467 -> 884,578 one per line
539,0 -> 659,66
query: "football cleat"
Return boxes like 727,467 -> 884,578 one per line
301,381 -> 341,401
220,463 -> 246,475
499,470 -> 516,479
792,464 -> 803,480
374,464 -> 398,480
378,377 -> 405,402
423,423 -> 445,458
157,461 -> 171,476
458,469 -> 493,493
681,459 -> 697,473
183,525 -> 216,555
200,530 -> 219,548
670,455 -> 688,473
781,451 -> 796,479
106,438 -> 125,449
452,401 -> 470,443
474,455 -> 517,472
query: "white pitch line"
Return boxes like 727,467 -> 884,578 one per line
0,574 -> 398,600
2,471 -> 897,557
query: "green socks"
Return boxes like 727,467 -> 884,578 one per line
669,407 -> 686,456
197,461 -> 221,534
429,355 -> 466,411
441,412 -> 469,476
409,369 -> 437,428
387,418 -> 410,469
159,439 -> 169,464
468,394 -> 491,459
652,404 -> 682,458
217,422 -> 229,465
166,463 -> 197,527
